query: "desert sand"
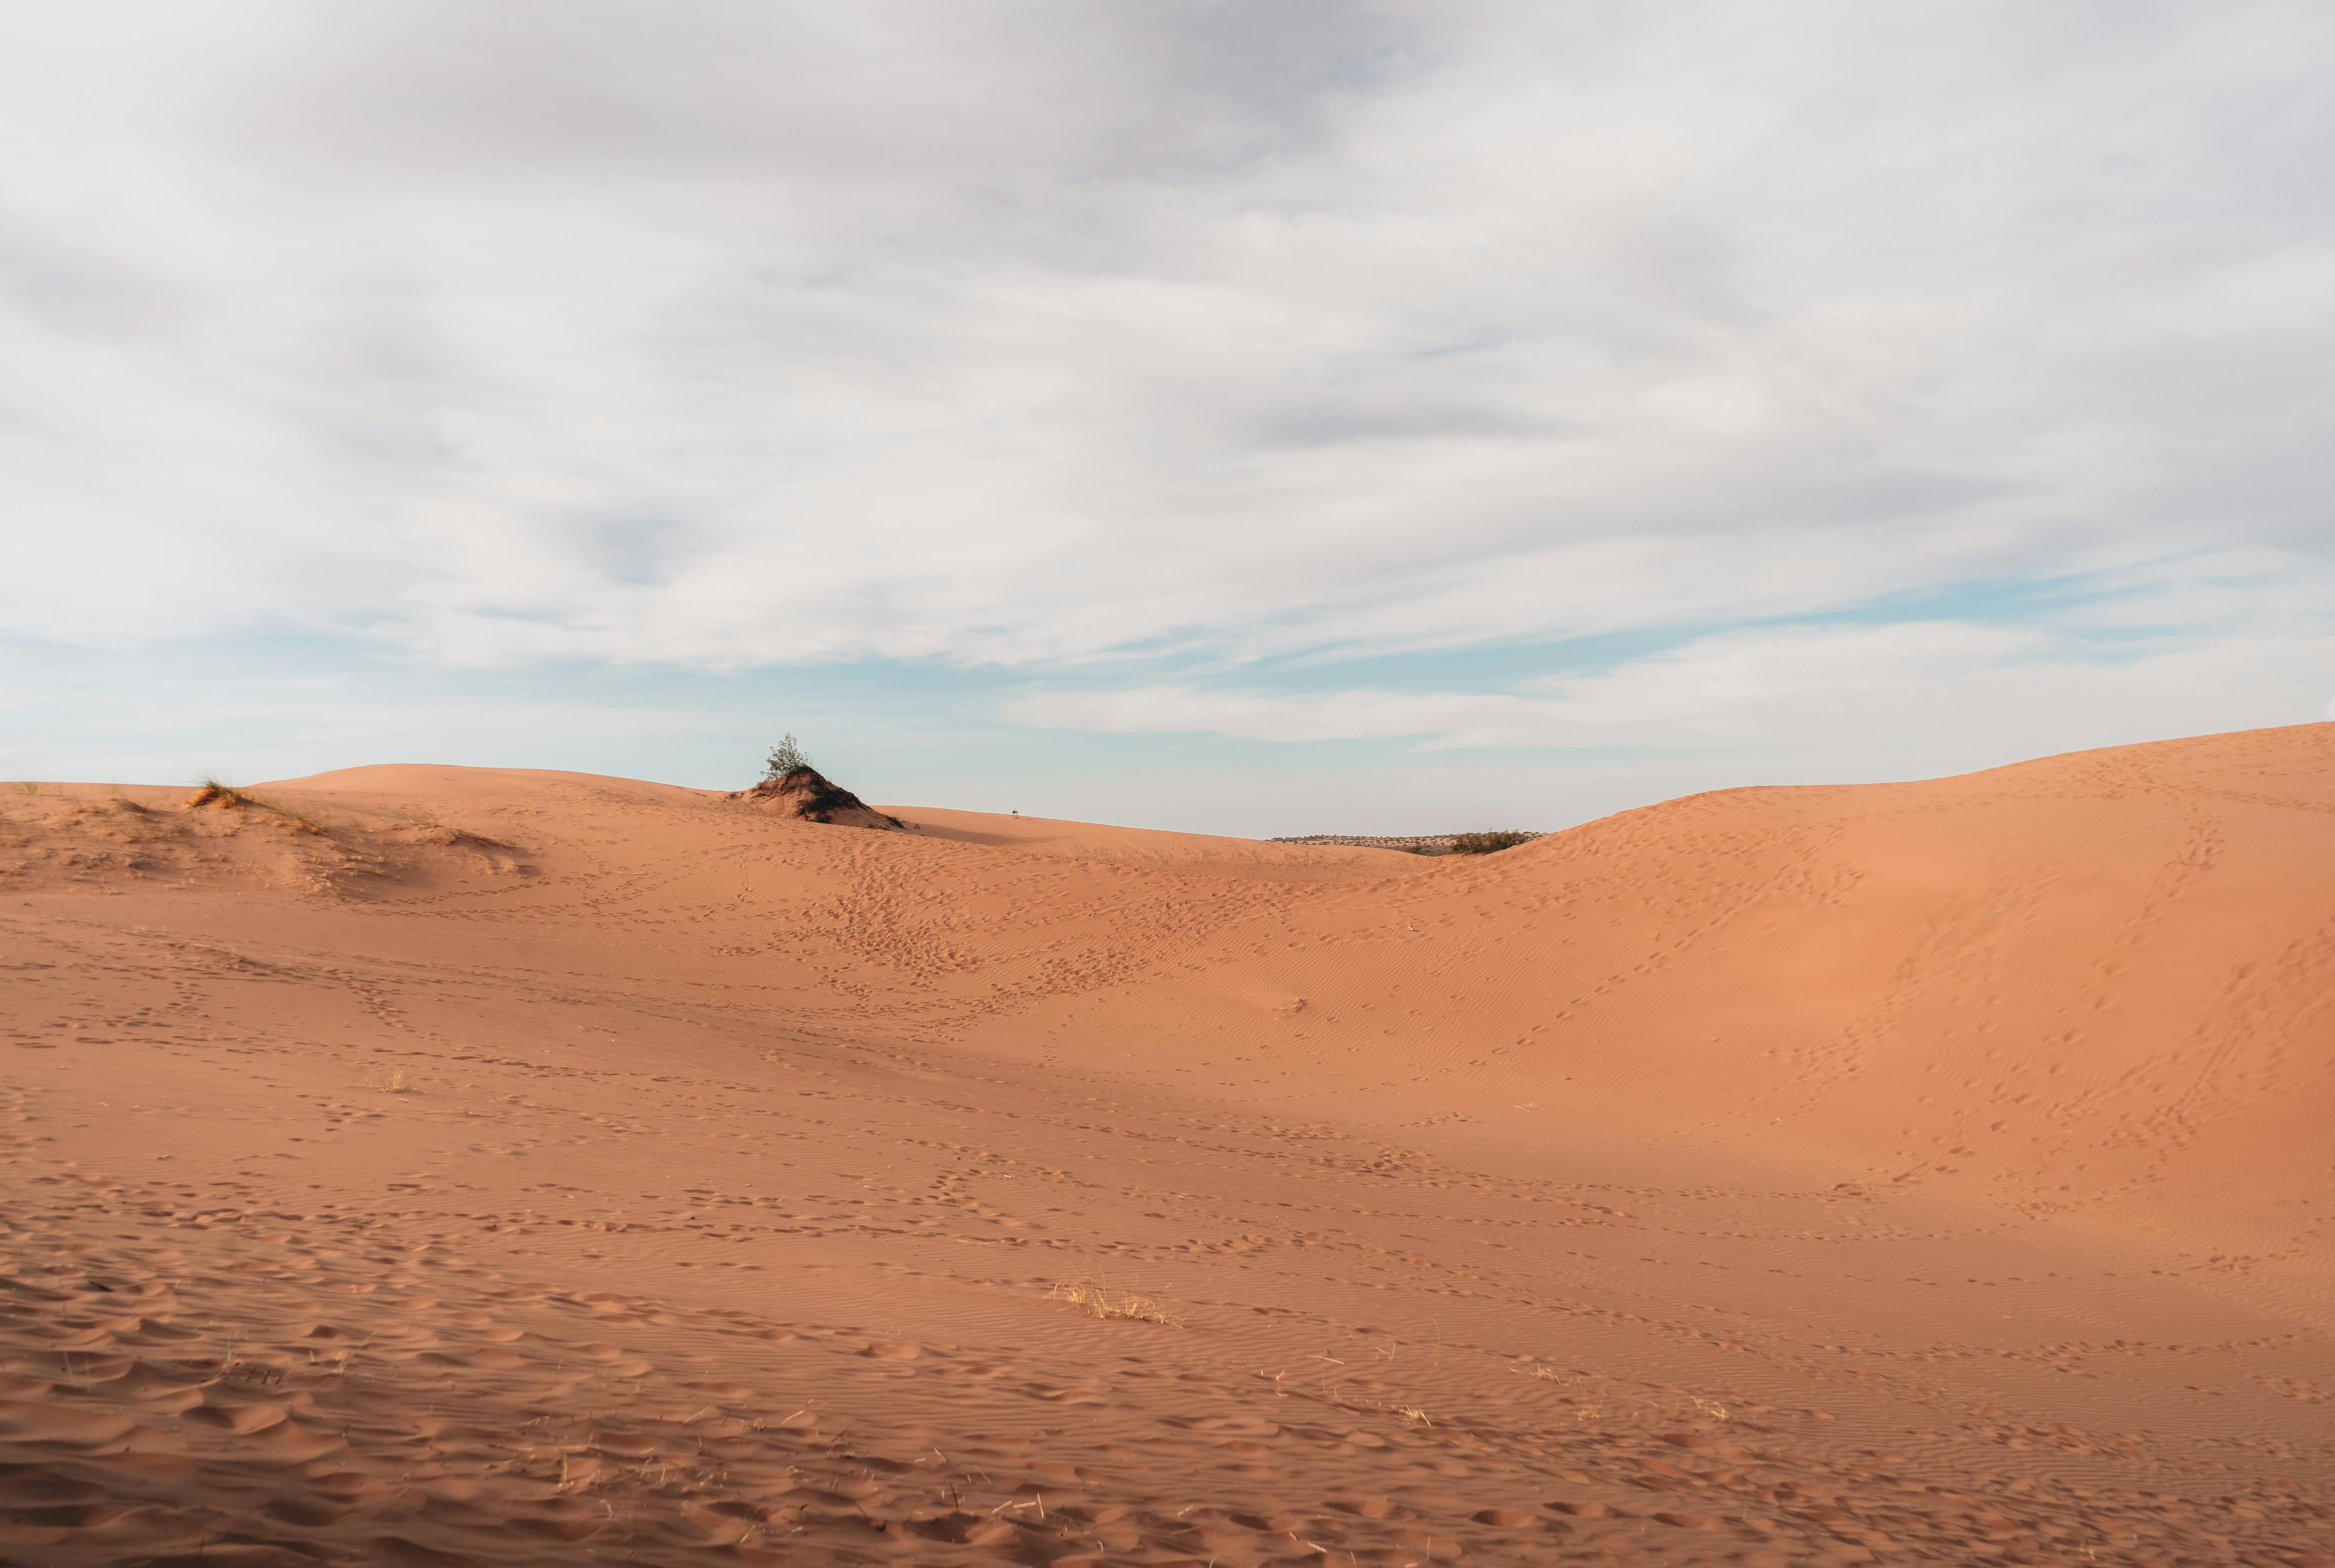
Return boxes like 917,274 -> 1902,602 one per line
2,724 -> 2331,1567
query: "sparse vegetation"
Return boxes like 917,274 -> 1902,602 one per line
1047,1276 -> 1181,1325
274,804 -> 328,835
360,1069 -> 419,1094
16,782 -> 40,796
761,733 -> 810,781
1450,829 -> 1531,855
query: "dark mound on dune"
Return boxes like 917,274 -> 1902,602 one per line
733,766 -> 905,830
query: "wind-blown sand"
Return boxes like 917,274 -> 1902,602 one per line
2,726 -> 2331,1566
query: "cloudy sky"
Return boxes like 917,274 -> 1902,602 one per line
5,2 -> 2332,833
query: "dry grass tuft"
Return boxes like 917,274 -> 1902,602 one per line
360,1069 -> 419,1095
187,778 -> 257,809
1047,1277 -> 1181,1326
185,778 -> 330,833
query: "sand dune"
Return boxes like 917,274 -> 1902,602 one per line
932,724 -> 2335,1282
2,727 -> 2330,1566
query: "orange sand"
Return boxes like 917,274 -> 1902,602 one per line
2,725 -> 2330,1565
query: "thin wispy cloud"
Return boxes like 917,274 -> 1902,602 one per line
1010,613 -> 2334,761
3,3 -> 2331,828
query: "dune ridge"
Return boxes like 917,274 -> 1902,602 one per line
1,726 -> 2331,1566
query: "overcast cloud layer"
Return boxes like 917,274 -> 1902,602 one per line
4,3 -> 2333,829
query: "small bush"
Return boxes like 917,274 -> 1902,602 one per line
761,733 -> 810,782
1450,829 -> 1531,855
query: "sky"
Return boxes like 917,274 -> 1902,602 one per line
4,2 -> 2333,835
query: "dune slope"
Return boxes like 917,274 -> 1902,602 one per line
1,729 -> 2331,1567
949,723 -> 2335,1281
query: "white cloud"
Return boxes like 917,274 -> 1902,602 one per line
2,2 -> 2332,678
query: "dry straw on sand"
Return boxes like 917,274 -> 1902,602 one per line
1047,1277 -> 1181,1326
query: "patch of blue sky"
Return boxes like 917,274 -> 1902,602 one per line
1216,563 -> 2235,697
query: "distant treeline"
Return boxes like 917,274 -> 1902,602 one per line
1271,830 -> 1541,856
